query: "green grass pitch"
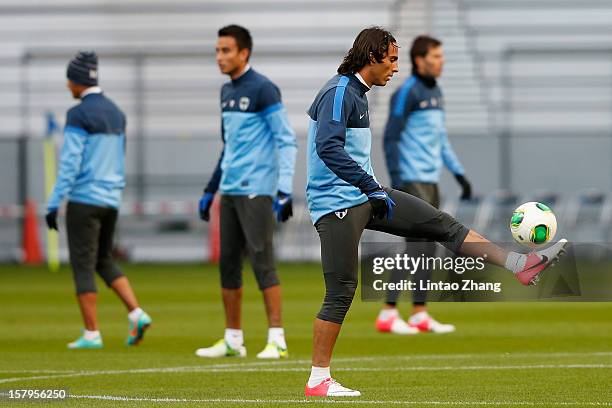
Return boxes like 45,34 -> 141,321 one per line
1,263 -> 611,407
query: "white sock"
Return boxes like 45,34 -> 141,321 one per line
268,327 -> 287,349
378,308 -> 399,321
224,328 -> 244,349
128,307 -> 144,321
83,330 -> 100,340
308,366 -> 331,387
505,252 -> 527,274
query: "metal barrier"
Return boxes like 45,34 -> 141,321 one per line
1,191 -> 611,262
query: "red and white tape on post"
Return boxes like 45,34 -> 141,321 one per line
0,201 -> 199,219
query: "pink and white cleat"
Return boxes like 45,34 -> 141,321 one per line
376,313 -> 419,335
408,311 -> 455,334
305,378 -> 361,397
516,239 -> 568,286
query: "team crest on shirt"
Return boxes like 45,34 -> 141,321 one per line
229,99 -> 235,108
419,96 -> 444,109
335,209 -> 348,219
239,96 -> 250,111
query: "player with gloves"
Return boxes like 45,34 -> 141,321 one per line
197,25 -> 297,360
45,51 -> 152,349
304,27 -> 567,397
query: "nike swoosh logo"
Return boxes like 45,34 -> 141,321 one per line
360,113 -> 366,119
526,255 -> 548,271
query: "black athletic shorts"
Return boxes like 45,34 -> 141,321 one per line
66,201 -> 124,294
219,194 -> 279,290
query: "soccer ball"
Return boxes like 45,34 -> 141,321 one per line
510,202 -> 557,248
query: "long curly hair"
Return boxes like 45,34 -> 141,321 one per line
338,27 -> 397,75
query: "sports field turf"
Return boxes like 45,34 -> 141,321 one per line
1,263 -> 611,407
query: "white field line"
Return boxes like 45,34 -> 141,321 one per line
196,364 -> 612,373
0,369 -> 77,373
69,394 -> 612,406
1,351 -> 611,385
1,364 -> 611,385
2,350 -> 611,375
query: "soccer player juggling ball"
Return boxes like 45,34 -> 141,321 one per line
304,27 -> 567,397
197,25 -> 297,359
46,51 -> 152,349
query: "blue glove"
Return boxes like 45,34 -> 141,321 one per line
273,191 -> 293,222
366,188 -> 396,220
198,192 -> 215,221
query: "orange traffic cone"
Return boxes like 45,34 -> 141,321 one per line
22,199 -> 43,264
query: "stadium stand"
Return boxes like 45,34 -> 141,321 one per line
0,0 -> 610,261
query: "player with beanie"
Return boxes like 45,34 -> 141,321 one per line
46,51 -> 152,349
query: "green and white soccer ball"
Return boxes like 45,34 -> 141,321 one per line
510,202 -> 557,248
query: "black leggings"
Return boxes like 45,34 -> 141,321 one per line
387,182 -> 440,305
314,188 -> 469,324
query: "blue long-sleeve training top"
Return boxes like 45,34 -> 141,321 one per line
205,68 -> 297,197
47,89 -> 126,210
383,75 -> 464,188
306,73 -> 380,224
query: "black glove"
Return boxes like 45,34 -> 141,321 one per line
198,192 -> 215,221
454,174 -> 472,200
46,209 -> 58,231
366,188 -> 396,220
273,191 -> 293,222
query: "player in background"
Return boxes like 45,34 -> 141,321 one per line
304,26 -> 567,397
196,25 -> 297,359
376,35 -> 473,335
45,51 -> 152,349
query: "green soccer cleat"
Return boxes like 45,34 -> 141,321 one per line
256,342 -> 289,359
126,311 -> 152,346
67,333 -> 103,350
195,339 -> 247,358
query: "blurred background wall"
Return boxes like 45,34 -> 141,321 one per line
1,0 -> 611,262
